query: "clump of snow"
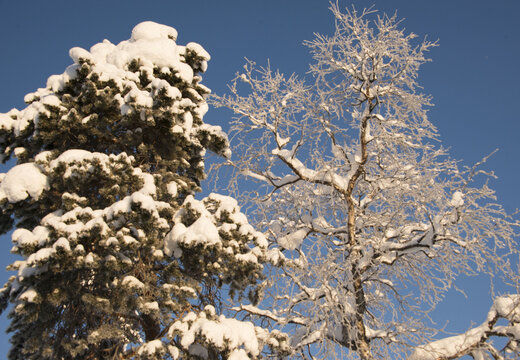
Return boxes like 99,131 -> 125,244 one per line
0,163 -> 48,202
53,238 -> 71,252
102,23 -> 179,72
235,253 -> 258,263
166,181 -> 178,197
165,195 -> 220,254
278,228 -> 309,250
18,288 -> 39,303
13,147 -> 26,157
198,124 -> 232,158
163,223 -> 186,258
141,301 -> 160,314
450,191 -> 464,207
85,253 -> 95,264
168,306 -> 262,357
12,227 -> 49,249
385,228 -> 398,239
186,42 -> 211,61
49,150 -> 135,181
131,21 -> 178,42
168,345 -> 180,359
0,100 -> 57,136
137,339 -> 165,356
490,294 -> 520,322
27,247 -> 56,266
228,349 -> 249,360
121,275 -> 145,290
166,215 -> 220,248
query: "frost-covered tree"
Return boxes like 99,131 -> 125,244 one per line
0,22 -> 287,359
214,5 -> 520,360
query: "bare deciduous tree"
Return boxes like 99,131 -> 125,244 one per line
214,4 -> 520,359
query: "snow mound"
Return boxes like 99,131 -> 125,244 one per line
0,163 -> 48,202
131,21 -> 178,42
168,306 -> 262,357
450,191 -> 464,207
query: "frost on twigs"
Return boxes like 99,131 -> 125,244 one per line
214,3 -> 520,360
0,21 -> 280,359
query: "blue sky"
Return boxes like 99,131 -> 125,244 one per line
0,0 -> 518,356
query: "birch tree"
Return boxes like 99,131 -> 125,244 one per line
214,4 -> 520,359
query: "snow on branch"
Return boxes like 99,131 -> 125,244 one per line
410,295 -> 520,359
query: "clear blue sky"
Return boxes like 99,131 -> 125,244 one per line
0,0 -> 518,357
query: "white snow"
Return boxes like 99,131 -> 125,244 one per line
385,228 -> 398,239
182,111 -> 193,133
19,288 -> 38,303
40,94 -> 61,107
74,244 -> 85,254
278,228 -> 308,250
0,163 -> 48,202
166,181 -> 178,197
169,307 -> 262,357
450,191 -> 464,207
208,193 -> 237,215
50,150 -> 135,181
131,21 -> 178,42
0,101 -> 53,136
142,301 -> 159,312
164,223 -> 186,257
168,345 -> 180,359
53,237 -> 71,252
124,84 -> 153,108
51,149 -> 111,167
69,47 -> 92,63
228,349 -> 250,360
121,275 -> 145,290
163,193 -> 269,265
12,227 -> 49,248
171,216 -> 220,247
490,294 -> 520,321
198,125 -> 231,158
85,253 -> 95,264
27,247 -> 55,265
235,253 -> 258,263
151,78 -> 182,99
186,42 -> 211,61
137,339 -> 165,356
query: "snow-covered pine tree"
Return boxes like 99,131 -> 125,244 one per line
214,5 -> 520,360
0,22 -> 287,359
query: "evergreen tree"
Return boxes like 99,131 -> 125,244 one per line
0,22 -> 286,359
